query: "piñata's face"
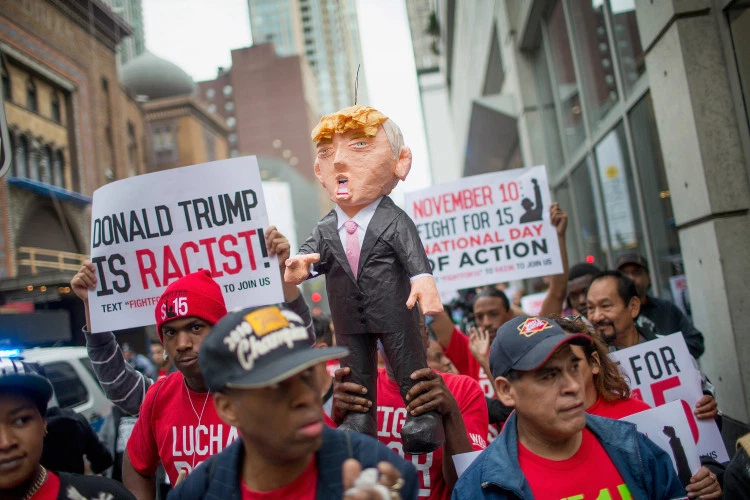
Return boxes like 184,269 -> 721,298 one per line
314,125 -> 397,210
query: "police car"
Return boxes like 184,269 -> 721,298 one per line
9,346 -> 113,432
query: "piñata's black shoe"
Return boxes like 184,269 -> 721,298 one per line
338,411 -> 377,438
401,411 -> 445,455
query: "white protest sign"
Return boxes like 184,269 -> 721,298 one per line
520,291 -> 546,316
621,401 -> 701,481
669,274 -> 690,317
404,166 -> 563,293
609,334 -> 729,462
88,157 -> 283,332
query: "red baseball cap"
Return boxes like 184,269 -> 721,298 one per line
154,270 -> 227,341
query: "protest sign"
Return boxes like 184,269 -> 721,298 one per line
621,401 -> 701,482
88,157 -> 283,332
609,334 -> 729,462
404,166 -> 563,293
669,274 -> 691,317
520,291 -> 546,316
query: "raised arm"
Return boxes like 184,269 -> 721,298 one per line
71,263 -> 150,415
540,203 -> 569,317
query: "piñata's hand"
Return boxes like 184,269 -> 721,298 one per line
406,276 -> 443,315
284,253 -> 320,285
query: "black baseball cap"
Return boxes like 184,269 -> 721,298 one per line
616,253 -> 649,272
199,304 -> 348,392
489,316 -> 592,378
0,357 -> 54,414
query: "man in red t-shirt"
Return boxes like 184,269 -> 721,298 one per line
332,315 -> 488,499
453,316 -> 685,499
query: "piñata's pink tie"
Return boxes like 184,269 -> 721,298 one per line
344,220 -> 360,278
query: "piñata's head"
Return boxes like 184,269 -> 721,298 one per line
311,105 -> 411,213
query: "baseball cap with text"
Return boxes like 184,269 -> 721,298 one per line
489,316 -> 592,378
199,304 -> 348,392
154,270 -> 227,341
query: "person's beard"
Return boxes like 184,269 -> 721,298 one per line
594,320 -> 617,345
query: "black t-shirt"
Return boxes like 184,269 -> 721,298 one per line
42,407 -> 113,474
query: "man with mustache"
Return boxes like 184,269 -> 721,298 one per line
453,316 -> 684,499
585,271 -> 719,422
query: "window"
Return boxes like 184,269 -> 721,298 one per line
152,123 -> 178,165
41,145 -> 53,184
553,180 -> 581,262
27,140 -> 39,181
629,94 -> 681,298
204,130 -> 217,161
532,41 -> 565,173
51,93 -> 61,123
224,101 -> 235,112
568,0 -> 619,126
228,133 -> 237,144
206,88 -> 216,100
571,157 -> 608,266
53,149 -> 65,187
208,104 -> 217,114
546,1 -> 585,154
226,116 -> 237,129
593,123 -> 645,258
14,135 -> 28,178
127,122 -> 138,177
230,149 -> 239,157
223,85 -> 233,97
608,0 -> 645,95
44,362 -> 89,409
1,61 -> 11,102
26,78 -> 38,112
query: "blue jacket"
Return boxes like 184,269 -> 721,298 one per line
452,413 -> 685,500
167,425 -> 419,499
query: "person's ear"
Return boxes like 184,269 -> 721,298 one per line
590,351 -> 601,376
394,146 -> 412,181
213,392 -> 240,428
494,376 -> 517,408
314,341 -> 329,349
628,296 -> 641,319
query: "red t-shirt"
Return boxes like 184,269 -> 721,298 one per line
158,368 -> 169,379
518,428 -> 633,500
31,470 -> 60,500
326,359 -> 340,377
375,368 -> 488,500
588,395 -> 651,420
443,328 -> 500,441
127,372 -> 238,484
241,457 -> 317,500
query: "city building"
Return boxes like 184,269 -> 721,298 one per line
246,0 -> 368,115
101,0 -> 146,65
405,0 -> 460,184
0,0 -> 148,344
433,0 -> 750,428
120,51 -> 230,171
197,43 -> 319,183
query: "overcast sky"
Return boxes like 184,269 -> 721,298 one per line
142,0 -> 432,203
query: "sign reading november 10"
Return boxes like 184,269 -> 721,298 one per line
88,157 -> 283,332
405,166 -> 563,292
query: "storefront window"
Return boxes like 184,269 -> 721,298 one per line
629,94 -> 683,300
727,1 -> 750,129
532,44 -> 565,173
568,0 -> 618,127
608,0 -> 646,95
593,123 -> 645,260
546,1 -> 585,154
570,158 -> 608,267
552,179 -> 582,263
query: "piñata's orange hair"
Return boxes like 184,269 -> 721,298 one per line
311,105 -> 388,143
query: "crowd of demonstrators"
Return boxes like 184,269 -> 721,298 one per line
0,358 -> 134,499
168,303 -> 419,499
331,311 -> 488,499
616,253 -> 706,359
454,316 -> 686,499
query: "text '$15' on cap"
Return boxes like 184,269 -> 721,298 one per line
154,270 -> 227,341
199,304 -> 348,392
489,316 -> 592,378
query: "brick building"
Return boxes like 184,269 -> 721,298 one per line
197,43 -> 319,183
0,0 -> 148,344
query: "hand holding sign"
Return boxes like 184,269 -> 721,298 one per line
694,395 -> 718,421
